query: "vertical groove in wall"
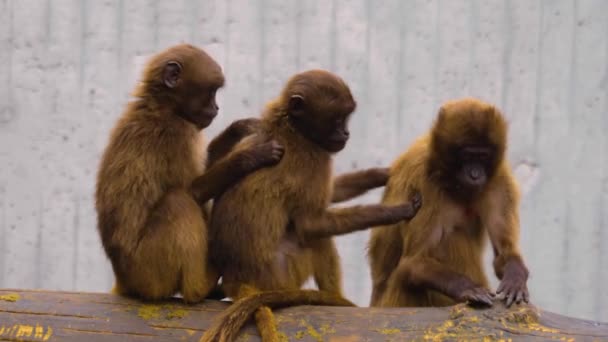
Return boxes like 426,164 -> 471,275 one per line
329,0 -> 336,71
395,0 -> 405,142
8,0 -> 13,102
561,0 -> 579,314
594,184 -> 605,318
258,0 -> 265,109
0,183 -> 5,286
78,0 -> 87,89
593,10 -> 608,319
362,0 -> 371,145
432,0 -> 441,107
532,2 -> 544,157
71,196 -> 80,290
116,0 -> 124,68
294,0 -> 300,70
224,0 -> 231,74
45,0 -> 51,47
189,0 -> 198,44
153,0 -> 159,49
501,0 -> 513,111
35,199 -> 43,289
467,0 -> 477,96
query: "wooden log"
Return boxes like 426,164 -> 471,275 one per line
0,289 -> 607,341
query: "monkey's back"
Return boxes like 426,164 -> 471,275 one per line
95,103 -> 205,257
368,136 -> 431,303
210,125 -> 332,290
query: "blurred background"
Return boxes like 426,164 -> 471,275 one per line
0,0 -> 607,322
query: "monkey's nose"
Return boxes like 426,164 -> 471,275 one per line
470,168 -> 481,179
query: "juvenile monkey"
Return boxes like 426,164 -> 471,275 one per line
368,98 -> 529,308
95,44 -> 283,303
201,70 -> 421,342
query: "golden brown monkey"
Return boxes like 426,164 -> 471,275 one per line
200,70 -> 422,342
95,44 -> 284,303
368,97 -> 529,309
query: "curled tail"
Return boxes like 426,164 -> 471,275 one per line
199,290 -> 355,342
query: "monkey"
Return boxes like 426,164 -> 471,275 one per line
368,97 -> 529,309
200,69 -> 422,342
95,44 -> 285,304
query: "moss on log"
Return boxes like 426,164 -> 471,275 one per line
0,289 -> 607,341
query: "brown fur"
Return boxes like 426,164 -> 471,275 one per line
201,70 -> 421,342
368,97 -> 529,308
96,44 -> 283,303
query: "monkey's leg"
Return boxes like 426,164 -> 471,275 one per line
389,256 -> 494,306
297,193 -> 421,240
206,117 -> 261,168
127,189 -> 217,302
331,167 -> 389,203
311,238 -> 344,296
370,279 -> 391,307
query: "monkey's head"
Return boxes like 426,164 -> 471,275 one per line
136,44 -> 225,129
429,98 -> 507,200
281,69 -> 356,153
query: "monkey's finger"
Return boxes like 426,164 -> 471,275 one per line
523,290 -> 530,303
496,283 -> 505,294
474,294 -> 493,306
515,291 -> 524,304
505,292 -> 515,307
482,294 -> 494,306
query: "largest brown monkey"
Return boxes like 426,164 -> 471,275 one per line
368,97 -> 529,308
201,70 -> 422,342
95,44 -> 284,303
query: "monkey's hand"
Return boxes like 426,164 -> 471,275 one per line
496,259 -> 529,307
458,286 -> 495,307
230,117 -> 262,136
243,140 -> 285,170
393,191 -> 422,221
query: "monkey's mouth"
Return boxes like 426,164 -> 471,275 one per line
200,110 -> 218,122
324,139 -> 347,152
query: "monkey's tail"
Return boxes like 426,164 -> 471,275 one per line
199,290 -> 355,342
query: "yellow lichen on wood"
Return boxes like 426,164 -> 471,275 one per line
374,328 -> 401,335
165,306 -> 188,319
0,293 -> 20,302
319,323 -> 336,335
137,305 -> 161,320
0,324 -> 52,341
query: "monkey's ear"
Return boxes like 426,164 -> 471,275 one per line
288,95 -> 306,117
163,61 -> 182,88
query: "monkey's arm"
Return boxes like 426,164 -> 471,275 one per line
484,176 -> 529,307
192,140 -> 283,205
310,238 -> 343,296
206,118 -> 261,168
388,255 -> 494,306
331,167 -> 389,203
295,192 -> 421,240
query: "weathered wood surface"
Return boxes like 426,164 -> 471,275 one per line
0,289 -> 607,342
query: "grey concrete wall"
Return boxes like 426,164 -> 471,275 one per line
1,0 -> 607,322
